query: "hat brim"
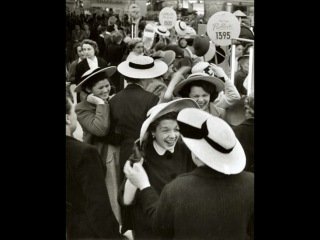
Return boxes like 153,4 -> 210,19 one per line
74,66 -> 116,92
139,98 -> 199,145
117,59 -> 168,79
173,75 -> 225,97
155,28 -> 170,37
203,42 -> 216,62
175,21 -> 188,36
178,108 -> 246,174
181,136 -> 246,174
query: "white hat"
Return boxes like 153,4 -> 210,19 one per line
75,66 -> 116,92
155,25 -> 170,37
117,55 -> 168,79
173,72 -> 225,97
177,108 -> 246,174
233,10 -> 247,17
175,20 -> 188,36
139,98 -> 199,144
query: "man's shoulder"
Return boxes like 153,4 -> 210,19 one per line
66,136 -> 97,153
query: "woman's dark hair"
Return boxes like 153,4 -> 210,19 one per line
148,111 -> 178,133
81,39 -> 99,55
82,72 -> 114,95
179,81 -> 219,102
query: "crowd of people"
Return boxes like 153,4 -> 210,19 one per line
66,8 -> 254,240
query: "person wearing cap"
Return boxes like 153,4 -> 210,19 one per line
119,98 -> 199,239
66,85 -> 121,239
74,66 -> 123,227
191,61 -> 241,110
124,108 -> 254,240
163,67 -> 229,119
108,56 -> 168,182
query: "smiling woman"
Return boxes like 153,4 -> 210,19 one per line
119,98 -> 199,239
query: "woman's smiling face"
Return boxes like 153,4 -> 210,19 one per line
152,119 -> 180,151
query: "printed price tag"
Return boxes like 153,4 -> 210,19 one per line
207,11 -> 240,46
159,7 -> 177,29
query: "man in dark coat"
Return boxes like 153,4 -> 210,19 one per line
124,108 -> 254,240
233,93 -> 254,172
107,56 -> 168,181
66,86 -> 121,239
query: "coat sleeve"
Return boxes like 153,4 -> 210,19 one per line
214,78 -> 241,109
76,146 -> 120,238
76,103 -> 110,137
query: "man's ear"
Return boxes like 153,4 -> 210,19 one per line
66,114 -> 71,125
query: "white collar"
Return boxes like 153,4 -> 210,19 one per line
153,140 -> 174,155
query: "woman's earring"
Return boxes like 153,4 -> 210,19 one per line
152,134 -> 155,139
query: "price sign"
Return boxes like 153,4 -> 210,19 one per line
207,11 -> 240,46
159,7 -> 177,29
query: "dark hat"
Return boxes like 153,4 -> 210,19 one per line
75,67 -> 116,92
164,44 -> 184,58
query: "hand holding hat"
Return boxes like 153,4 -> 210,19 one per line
209,63 -> 228,80
123,161 -> 150,190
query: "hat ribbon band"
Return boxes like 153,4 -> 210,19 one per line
158,28 -> 167,34
179,22 -> 186,30
129,61 -> 154,69
178,120 -> 233,154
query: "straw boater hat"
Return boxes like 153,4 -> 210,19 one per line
74,66 -> 116,92
155,25 -> 170,37
177,108 -> 246,174
173,72 -> 225,97
117,55 -> 168,79
175,20 -> 188,36
139,98 -> 199,144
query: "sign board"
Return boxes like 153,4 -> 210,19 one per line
129,3 -> 141,20
159,7 -> 177,29
207,11 -> 241,46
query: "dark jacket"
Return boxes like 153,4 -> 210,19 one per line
139,166 -> 254,240
75,57 -> 108,85
108,83 -> 159,180
233,118 -> 254,172
119,140 -> 195,239
66,136 -> 120,239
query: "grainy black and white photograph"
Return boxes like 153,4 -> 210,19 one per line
66,0 -> 254,239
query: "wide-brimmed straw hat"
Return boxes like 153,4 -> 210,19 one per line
177,108 -> 246,174
173,72 -> 225,97
117,55 -> 168,79
139,98 -> 199,145
74,66 -> 116,92
155,25 -> 170,37
152,50 -> 176,66
175,20 -> 188,36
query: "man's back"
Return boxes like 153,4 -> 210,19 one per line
66,136 -> 120,239
141,166 -> 254,240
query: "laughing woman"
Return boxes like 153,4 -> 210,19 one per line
119,98 -> 199,240
74,66 -> 122,229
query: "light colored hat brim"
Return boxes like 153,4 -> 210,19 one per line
155,28 -> 170,37
178,108 -> 246,174
74,66 -> 116,92
117,59 -> 168,79
203,41 -> 216,62
175,20 -> 188,36
233,10 -> 247,17
139,98 -> 199,145
173,75 -> 225,97
182,136 -> 245,174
